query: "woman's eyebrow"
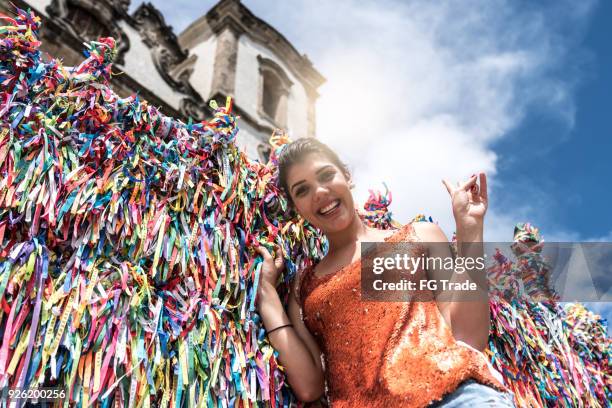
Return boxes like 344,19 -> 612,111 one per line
290,180 -> 306,192
316,165 -> 333,174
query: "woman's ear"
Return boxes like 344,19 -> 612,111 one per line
342,167 -> 354,189
346,174 -> 355,190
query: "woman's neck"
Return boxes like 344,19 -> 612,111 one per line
326,213 -> 369,252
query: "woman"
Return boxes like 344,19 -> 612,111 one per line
255,139 -> 516,407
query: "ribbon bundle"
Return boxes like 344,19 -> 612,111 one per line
0,8 -> 326,407
487,224 -> 611,407
0,8 -> 609,407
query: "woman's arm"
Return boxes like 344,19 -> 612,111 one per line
413,221 -> 490,351
453,225 -> 489,350
437,172 -> 491,351
255,247 -> 325,402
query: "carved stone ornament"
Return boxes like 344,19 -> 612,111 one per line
46,0 -> 130,65
132,4 -> 186,86
132,3 -> 207,120
110,0 -> 130,13
179,98 -> 208,122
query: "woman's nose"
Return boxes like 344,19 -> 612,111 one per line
313,184 -> 330,202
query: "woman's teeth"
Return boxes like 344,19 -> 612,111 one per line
319,200 -> 340,215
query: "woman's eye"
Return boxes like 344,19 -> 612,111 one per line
320,171 -> 335,181
295,187 -> 308,196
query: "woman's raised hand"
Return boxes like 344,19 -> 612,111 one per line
255,245 -> 285,291
442,172 -> 488,230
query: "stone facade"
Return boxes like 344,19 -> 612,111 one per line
178,0 -> 325,158
1,0 -> 325,160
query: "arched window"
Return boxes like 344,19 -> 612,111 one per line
262,71 -> 283,121
258,56 -> 293,128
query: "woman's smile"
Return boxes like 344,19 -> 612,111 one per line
317,199 -> 341,216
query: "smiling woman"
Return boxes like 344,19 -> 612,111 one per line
255,138 -> 517,407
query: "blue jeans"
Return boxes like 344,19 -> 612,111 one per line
429,380 -> 516,407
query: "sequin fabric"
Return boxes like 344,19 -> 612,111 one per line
297,223 -> 509,407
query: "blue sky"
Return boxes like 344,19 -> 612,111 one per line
130,0 -> 611,322
491,0 -> 612,241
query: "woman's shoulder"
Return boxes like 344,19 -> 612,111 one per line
410,220 -> 448,242
382,219 -> 448,244
384,221 -> 422,243
291,264 -> 313,288
291,264 -> 315,306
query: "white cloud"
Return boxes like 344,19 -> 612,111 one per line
240,0 -> 597,240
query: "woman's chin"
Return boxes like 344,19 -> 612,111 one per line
316,213 -> 353,234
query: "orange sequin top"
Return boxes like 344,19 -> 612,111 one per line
296,222 -> 508,407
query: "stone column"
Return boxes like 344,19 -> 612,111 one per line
305,89 -> 319,138
210,26 -> 240,98
276,90 -> 289,129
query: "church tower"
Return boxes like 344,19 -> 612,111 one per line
177,0 -> 325,159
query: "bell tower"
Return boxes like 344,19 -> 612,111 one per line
177,0 -> 325,160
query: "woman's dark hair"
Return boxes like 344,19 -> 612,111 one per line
277,138 -> 350,204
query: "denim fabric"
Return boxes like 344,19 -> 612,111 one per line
429,380 -> 516,407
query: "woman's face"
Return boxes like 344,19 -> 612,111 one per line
286,153 -> 356,234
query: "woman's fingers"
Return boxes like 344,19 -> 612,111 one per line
256,245 -> 284,271
274,251 -> 285,271
441,179 -> 454,194
255,245 -> 271,260
460,174 -> 478,190
479,172 -> 488,201
444,173 -> 487,202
